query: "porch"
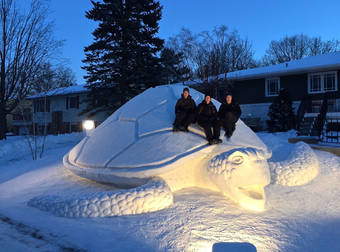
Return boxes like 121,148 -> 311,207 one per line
296,92 -> 340,144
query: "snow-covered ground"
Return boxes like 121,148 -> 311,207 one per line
1,131 -> 340,251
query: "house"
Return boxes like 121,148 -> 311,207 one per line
193,52 -> 339,135
227,52 -> 340,132
186,52 -> 340,142
27,85 -> 109,135
8,100 -> 33,135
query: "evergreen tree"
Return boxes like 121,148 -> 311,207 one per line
267,89 -> 295,132
159,48 -> 190,84
82,0 -> 164,115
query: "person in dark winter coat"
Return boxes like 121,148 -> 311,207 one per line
218,93 -> 241,138
197,95 -> 222,145
173,87 -> 196,132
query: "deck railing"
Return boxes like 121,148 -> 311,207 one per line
321,118 -> 340,144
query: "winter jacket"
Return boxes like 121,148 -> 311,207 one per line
196,100 -> 218,123
175,95 -> 196,114
218,102 -> 242,121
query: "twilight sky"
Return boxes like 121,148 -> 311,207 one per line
46,0 -> 340,84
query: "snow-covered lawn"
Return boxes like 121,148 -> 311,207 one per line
1,131 -> 340,251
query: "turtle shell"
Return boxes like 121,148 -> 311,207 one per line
64,85 -> 269,186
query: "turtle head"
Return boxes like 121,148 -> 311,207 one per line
207,148 -> 271,211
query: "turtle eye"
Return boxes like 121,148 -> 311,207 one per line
231,156 -> 244,165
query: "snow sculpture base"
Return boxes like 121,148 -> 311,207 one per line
28,84 -> 297,218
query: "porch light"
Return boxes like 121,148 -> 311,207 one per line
83,120 -> 95,136
83,120 -> 95,130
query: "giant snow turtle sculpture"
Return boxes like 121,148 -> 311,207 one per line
28,85 -> 319,218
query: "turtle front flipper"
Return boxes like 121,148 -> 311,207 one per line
268,142 -> 319,186
27,178 -> 173,218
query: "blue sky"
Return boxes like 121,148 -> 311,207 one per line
47,0 -> 340,84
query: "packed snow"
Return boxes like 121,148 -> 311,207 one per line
59,85 -> 273,213
28,178 -> 173,218
1,130 -> 340,251
269,142 -> 319,186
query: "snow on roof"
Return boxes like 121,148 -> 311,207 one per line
226,51 -> 340,80
28,85 -> 89,99
27,52 -> 340,99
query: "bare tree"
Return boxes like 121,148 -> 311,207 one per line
30,62 -> 77,94
309,37 -> 340,56
262,34 -> 340,65
54,65 -> 77,89
167,25 -> 256,80
20,61 -> 77,160
166,28 -> 198,79
0,0 -> 62,140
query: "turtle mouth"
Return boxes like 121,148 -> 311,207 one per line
236,184 -> 266,211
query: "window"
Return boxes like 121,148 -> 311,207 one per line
33,99 -> 50,112
265,78 -> 280,96
66,96 -> 79,109
69,96 -> 79,108
12,113 -> 31,121
324,72 -> 336,91
310,74 -> 321,92
308,71 -> 337,93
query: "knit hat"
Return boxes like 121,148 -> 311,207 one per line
183,87 -> 189,93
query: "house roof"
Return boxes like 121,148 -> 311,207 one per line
28,85 -> 89,99
226,51 -> 340,81
27,52 -> 340,99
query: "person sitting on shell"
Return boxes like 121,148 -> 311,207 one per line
173,87 -> 196,132
196,94 -> 222,145
218,93 -> 242,139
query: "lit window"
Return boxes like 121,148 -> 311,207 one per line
308,71 -> 337,93
265,78 -> 280,96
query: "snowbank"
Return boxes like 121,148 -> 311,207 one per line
0,133 -> 83,162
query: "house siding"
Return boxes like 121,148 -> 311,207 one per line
230,69 -> 340,130
232,78 -> 266,104
33,93 -> 108,134
232,70 -> 340,104
280,73 -> 307,101
232,73 -> 309,104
